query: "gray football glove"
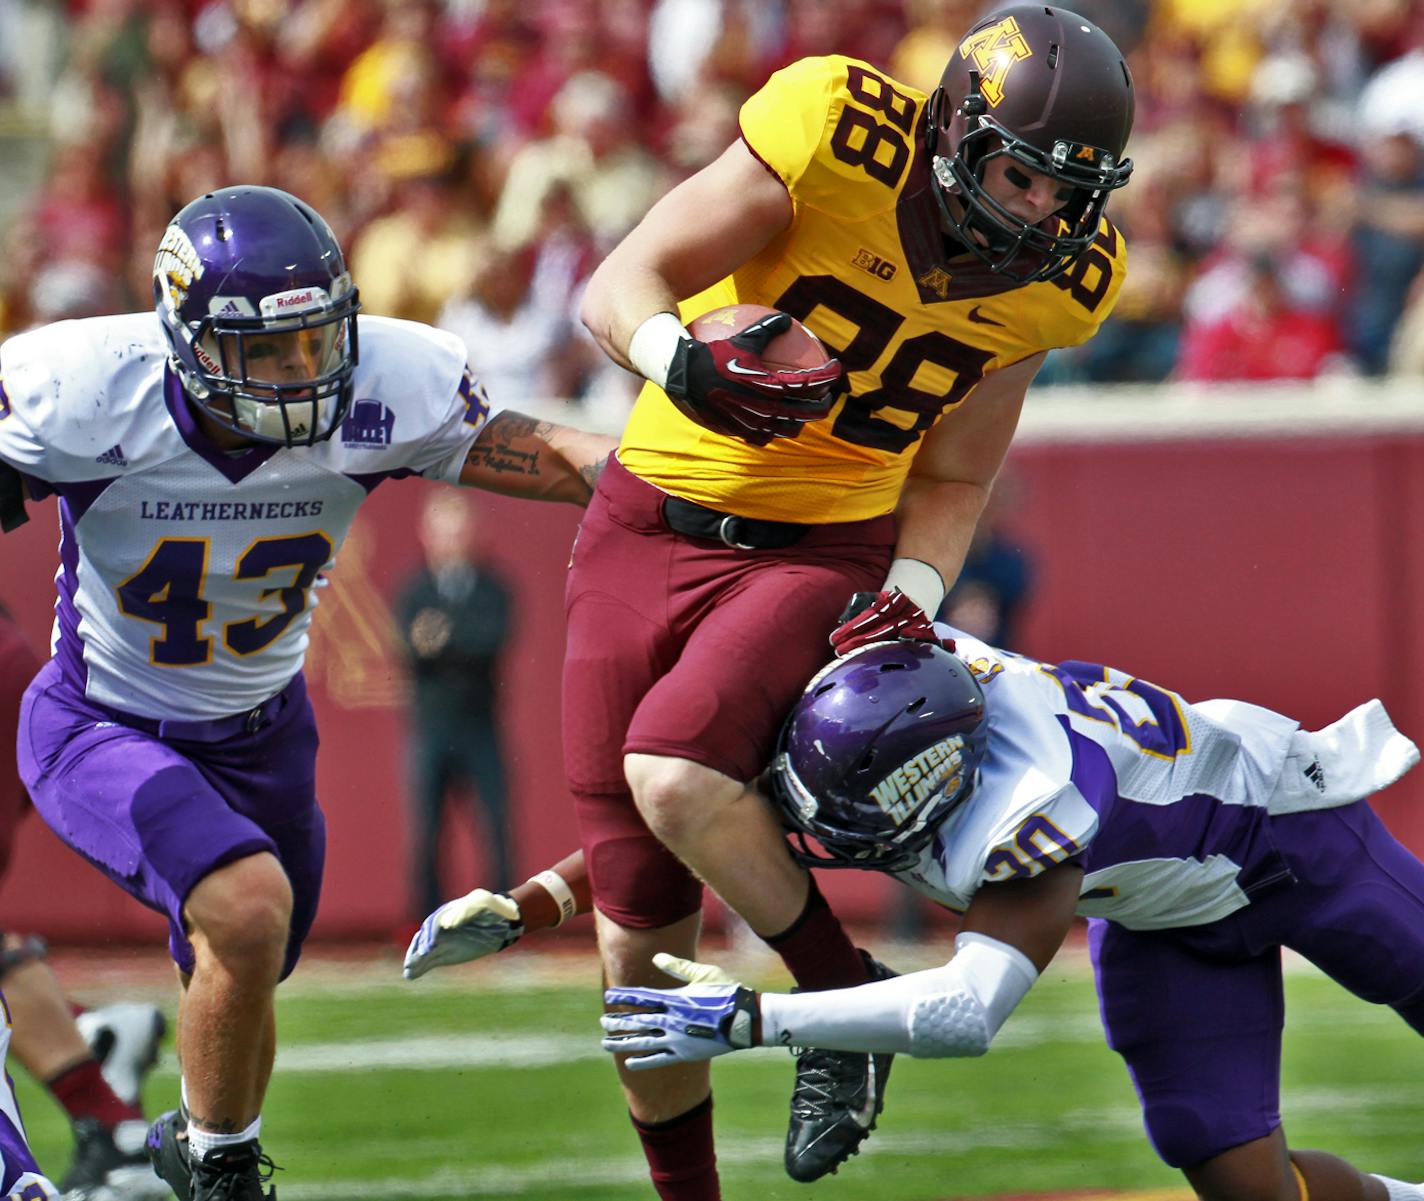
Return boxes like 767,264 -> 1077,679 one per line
403,888 -> 523,980
600,954 -> 761,1070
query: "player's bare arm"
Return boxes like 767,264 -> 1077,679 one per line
511,849 -> 591,931
958,862 -> 1084,972
829,353 -> 1043,656
894,351 -> 1044,598
579,139 -> 793,369
458,411 -> 617,504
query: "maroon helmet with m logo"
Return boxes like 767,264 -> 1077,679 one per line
925,5 -> 1135,283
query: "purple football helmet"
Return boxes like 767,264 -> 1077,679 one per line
153,185 -> 360,447
770,641 -> 988,872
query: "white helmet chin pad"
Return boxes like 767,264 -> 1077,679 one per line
233,395 -> 324,444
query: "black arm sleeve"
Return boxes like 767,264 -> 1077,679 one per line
0,462 -> 28,533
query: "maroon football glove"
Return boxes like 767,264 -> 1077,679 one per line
828,589 -> 955,657
664,312 -> 843,447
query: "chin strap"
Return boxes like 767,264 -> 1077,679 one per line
963,69 -> 987,119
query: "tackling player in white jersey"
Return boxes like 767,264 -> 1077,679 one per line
598,634 -> 1424,1201
412,630 -> 1424,1201
0,185 -> 613,1201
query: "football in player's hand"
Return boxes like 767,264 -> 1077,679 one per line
688,305 -> 833,378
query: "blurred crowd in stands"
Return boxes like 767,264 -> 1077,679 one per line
4,0 -> 1424,408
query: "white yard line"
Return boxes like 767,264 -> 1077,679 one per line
274,1084 -> 1424,1199
129,990 -> 1402,1076
58,941 -> 1349,1004
139,1013 -> 1113,1076
277,1127 -> 1120,1199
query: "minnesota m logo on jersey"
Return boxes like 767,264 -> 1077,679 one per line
958,16 -> 1033,106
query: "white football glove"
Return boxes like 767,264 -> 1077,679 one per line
651,953 -> 738,985
600,954 -> 760,1070
403,888 -> 523,980
5,1170 -> 59,1199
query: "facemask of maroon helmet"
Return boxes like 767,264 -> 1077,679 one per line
770,641 -> 989,873
925,4 -> 1135,284
154,186 -> 361,447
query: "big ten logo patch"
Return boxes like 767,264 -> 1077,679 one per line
852,249 -> 897,281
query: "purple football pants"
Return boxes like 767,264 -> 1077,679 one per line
1090,799 -> 1424,1169
17,660 -> 325,979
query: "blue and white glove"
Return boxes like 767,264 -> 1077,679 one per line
601,953 -> 761,1070
4,1170 -> 59,1199
403,889 -> 523,981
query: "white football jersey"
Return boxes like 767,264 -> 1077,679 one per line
0,312 -> 489,720
894,627 -> 1418,930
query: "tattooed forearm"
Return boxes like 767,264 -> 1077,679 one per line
459,409 -> 611,503
484,412 -> 555,442
464,411 -> 556,477
465,442 -> 540,476
578,454 -> 610,496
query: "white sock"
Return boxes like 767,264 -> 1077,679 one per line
187,1116 -> 261,1161
1372,1176 -> 1424,1201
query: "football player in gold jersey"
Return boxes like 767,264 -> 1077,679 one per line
571,6 -> 1133,1196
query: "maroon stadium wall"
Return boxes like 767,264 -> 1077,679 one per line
2,414 -> 1422,942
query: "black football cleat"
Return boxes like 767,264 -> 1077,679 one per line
783,954 -> 897,1183
189,1140 -> 278,1201
145,1110 -> 193,1201
60,1116 -> 171,1199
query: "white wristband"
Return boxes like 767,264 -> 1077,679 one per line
884,557 -> 946,618
627,311 -> 692,389
530,870 -> 577,926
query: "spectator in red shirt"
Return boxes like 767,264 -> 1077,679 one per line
1176,252 -> 1345,381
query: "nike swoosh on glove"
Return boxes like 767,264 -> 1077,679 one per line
665,312 -> 843,446
828,589 -> 955,657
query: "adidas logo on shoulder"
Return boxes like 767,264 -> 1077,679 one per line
96,444 -> 128,468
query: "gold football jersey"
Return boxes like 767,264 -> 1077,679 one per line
619,54 -> 1128,523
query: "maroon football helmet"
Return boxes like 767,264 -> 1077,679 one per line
925,4 -> 1135,283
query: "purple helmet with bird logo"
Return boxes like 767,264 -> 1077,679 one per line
153,185 -> 361,447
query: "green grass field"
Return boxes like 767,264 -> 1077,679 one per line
22,941 -> 1423,1201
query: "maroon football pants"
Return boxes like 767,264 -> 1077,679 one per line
563,455 -> 894,928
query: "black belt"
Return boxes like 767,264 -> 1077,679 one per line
661,496 -> 808,550
94,682 -> 292,742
